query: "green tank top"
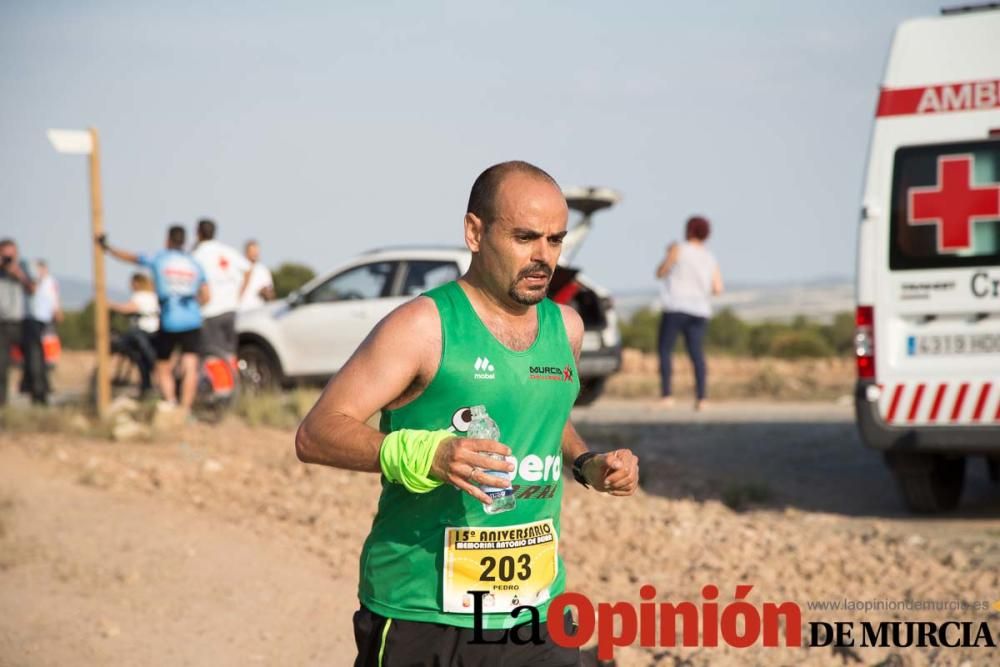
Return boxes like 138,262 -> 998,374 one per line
359,280 -> 580,629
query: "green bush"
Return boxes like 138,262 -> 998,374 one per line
56,301 -> 133,350
272,262 -> 316,299
820,311 -> 855,356
618,308 -> 853,358
57,302 -> 96,350
705,308 -> 749,354
620,308 -> 660,354
747,322 -> 785,357
767,330 -> 835,359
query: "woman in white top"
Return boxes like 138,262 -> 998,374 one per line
655,215 -> 724,410
109,273 -> 160,395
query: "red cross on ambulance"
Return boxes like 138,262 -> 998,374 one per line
906,154 -> 1000,253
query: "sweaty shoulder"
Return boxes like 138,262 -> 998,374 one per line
556,302 -> 584,359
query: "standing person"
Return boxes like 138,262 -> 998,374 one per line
108,273 -> 160,396
21,259 -> 62,403
0,239 -> 36,406
296,161 -> 640,667
238,239 -> 274,311
99,226 -> 209,415
655,215 -> 724,411
192,218 -> 249,359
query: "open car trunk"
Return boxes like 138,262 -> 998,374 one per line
548,265 -> 608,331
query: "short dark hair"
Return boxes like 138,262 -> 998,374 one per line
467,161 -> 559,227
197,218 -> 216,240
167,225 -> 186,248
0,238 -> 14,249
685,216 -> 711,241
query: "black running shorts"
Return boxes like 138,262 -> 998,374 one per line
352,605 -> 581,667
153,328 -> 202,360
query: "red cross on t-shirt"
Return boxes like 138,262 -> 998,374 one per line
218,256 -> 229,270
907,154 -> 1000,253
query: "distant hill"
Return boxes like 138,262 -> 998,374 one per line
55,276 -> 128,311
615,277 -> 854,323
55,272 -> 854,323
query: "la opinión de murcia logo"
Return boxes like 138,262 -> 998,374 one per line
464,585 -> 1000,661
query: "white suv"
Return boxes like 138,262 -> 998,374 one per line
236,189 -> 623,404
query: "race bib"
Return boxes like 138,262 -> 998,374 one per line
442,519 -> 558,614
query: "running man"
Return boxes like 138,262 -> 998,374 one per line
296,161 -> 639,666
100,225 -> 209,414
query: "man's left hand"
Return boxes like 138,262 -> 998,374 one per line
583,449 -> 639,496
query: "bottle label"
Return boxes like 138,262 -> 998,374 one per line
478,454 -> 514,495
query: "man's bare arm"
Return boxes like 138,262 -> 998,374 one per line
295,297 -> 436,472
295,297 -> 513,502
561,420 -> 589,465
558,303 -> 587,466
95,234 -> 140,264
557,303 -> 640,495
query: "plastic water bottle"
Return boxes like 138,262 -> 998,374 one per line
466,405 -> 515,514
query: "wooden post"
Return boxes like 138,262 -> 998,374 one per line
89,127 -> 111,417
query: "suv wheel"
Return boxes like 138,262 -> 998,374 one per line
885,451 -> 965,513
238,342 -> 282,393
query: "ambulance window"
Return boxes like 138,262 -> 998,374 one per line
889,139 -> 1000,270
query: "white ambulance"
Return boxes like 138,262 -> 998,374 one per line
855,5 -> 1000,512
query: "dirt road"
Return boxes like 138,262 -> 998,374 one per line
2,400 -> 999,666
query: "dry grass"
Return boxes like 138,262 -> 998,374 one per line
0,404 -> 98,436
234,388 -> 319,430
605,349 -> 853,401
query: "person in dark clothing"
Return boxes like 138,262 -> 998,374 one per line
0,239 -> 39,405
109,273 -> 160,396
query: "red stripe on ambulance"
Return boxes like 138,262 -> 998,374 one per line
972,383 -> 992,422
881,381 -> 999,425
876,78 -> 1000,117
928,384 -> 947,422
886,385 -> 904,423
907,384 -> 926,422
950,383 -> 970,422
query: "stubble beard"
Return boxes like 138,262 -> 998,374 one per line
507,264 -> 552,306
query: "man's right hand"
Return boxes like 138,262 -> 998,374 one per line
431,438 -> 515,505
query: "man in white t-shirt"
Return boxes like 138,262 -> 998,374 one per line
192,218 -> 249,358
239,239 -> 274,311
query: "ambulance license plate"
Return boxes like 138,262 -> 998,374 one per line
907,333 -> 1000,356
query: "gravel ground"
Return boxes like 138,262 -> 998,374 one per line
2,399 -> 999,666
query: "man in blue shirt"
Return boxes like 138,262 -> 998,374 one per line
100,225 -> 209,414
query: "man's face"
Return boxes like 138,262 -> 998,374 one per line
0,243 -> 17,265
466,173 -> 569,306
246,243 -> 260,263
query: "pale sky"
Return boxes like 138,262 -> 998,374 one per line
1,0 -> 943,294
